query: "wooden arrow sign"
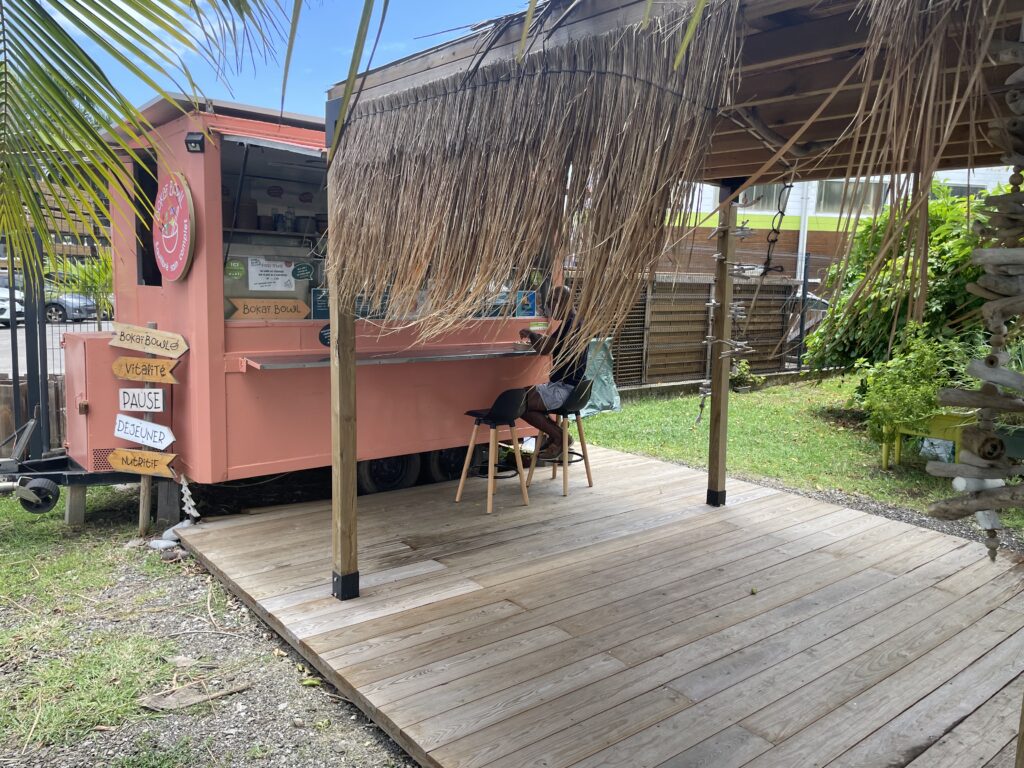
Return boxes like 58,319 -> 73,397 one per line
112,356 -> 178,384
108,448 -> 176,478
229,298 -> 311,320
110,323 -> 189,359
119,387 -> 165,413
114,413 -> 176,450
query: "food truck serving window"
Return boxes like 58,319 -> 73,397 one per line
220,138 -> 327,322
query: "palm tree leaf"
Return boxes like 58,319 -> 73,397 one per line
328,0 -> 376,162
673,0 -> 710,70
0,0 -> 287,280
280,0 -> 304,114
518,0 -> 539,60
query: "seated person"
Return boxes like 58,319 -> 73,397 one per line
519,286 -> 588,461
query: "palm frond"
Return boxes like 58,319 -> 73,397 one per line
0,0 -> 286,280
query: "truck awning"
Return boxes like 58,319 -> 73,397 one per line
215,132 -> 325,161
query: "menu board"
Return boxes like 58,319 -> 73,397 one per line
248,256 -> 296,292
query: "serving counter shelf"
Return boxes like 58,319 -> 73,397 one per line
241,343 -> 537,371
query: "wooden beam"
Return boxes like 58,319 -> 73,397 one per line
702,148 -> 1001,183
733,58 -> 1019,111
329,279 -> 359,600
707,179 -> 743,507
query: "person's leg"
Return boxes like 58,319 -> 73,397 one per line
523,389 -> 562,443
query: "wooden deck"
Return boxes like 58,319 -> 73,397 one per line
179,447 -> 1024,768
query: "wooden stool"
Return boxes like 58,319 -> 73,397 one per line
455,388 -> 529,514
527,379 -> 594,496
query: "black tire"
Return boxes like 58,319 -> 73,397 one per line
423,447 -> 470,483
20,478 -> 60,514
45,303 -> 67,323
356,453 -> 422,494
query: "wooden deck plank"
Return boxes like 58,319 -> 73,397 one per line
608,533 -> 962,667
828,639 -> 1024,767
667,542 -> 984,702
176,446 -> 1024,768
740,610 -> 1024,768
337,514 -> 887,690
656,725 -> 773,768
481,686 -> 696,768
566,607 -> 1024,768
741,564 -> 1024,745
984,737 -> 1020,767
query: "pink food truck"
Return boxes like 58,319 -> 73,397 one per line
64,96 -> 547,502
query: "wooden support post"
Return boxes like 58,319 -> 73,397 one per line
137,321 -> 157,536
707,179 -> 744,507
155,479 -> 182,530
330,286 -> 359,600
64,484 -> 86,526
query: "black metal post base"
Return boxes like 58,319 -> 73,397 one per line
706,488 -> 727,507
332,570 -> 360,600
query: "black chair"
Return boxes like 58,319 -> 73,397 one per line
455,388 -> 530,513
527,379 -> 594,496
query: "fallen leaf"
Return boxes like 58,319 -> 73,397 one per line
300,678 -> 322,687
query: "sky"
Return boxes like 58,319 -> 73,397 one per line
102,1 -> 525,119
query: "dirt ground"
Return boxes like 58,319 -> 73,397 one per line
0,547 -> 417,768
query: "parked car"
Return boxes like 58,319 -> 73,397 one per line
0,270 -> 105,324
43,271 -> 103,323
0,272 -> 25,303
0,297 -> 23,327
42,282 -> 97,323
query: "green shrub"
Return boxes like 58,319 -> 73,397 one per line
858,325 -> 978,443
806,183 -> 984,369
730,359 -> 766,390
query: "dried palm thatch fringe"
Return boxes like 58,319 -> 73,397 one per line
326,0 -> 741,365
328,0 -> 1006,367
809,0 -> 1006,355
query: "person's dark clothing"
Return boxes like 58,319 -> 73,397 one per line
549,309 -> 588,386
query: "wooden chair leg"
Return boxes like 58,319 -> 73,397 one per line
575,411 -> 593,487
561,416 -> 570,496
510,424 -> 529,506
455,423 -> 479,502
527,430 -> 539,487
551,416 -> 560,480
486,428 -> 497,514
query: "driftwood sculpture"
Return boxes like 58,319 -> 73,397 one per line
924,59 -> 1024,558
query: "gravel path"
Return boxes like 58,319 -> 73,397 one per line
1,553 -> 416,768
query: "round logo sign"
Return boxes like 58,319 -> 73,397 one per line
318,324 -> 331,347
153,173 -> 196,282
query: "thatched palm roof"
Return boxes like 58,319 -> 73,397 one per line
326,0 -> 1024,353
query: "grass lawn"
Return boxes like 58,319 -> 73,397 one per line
0,488 -> 177,748
584,377 -> 1024,529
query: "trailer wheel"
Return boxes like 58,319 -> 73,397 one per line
357,454 -> 422,494
424,447 -> 471,483
20,479 -> 60,514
